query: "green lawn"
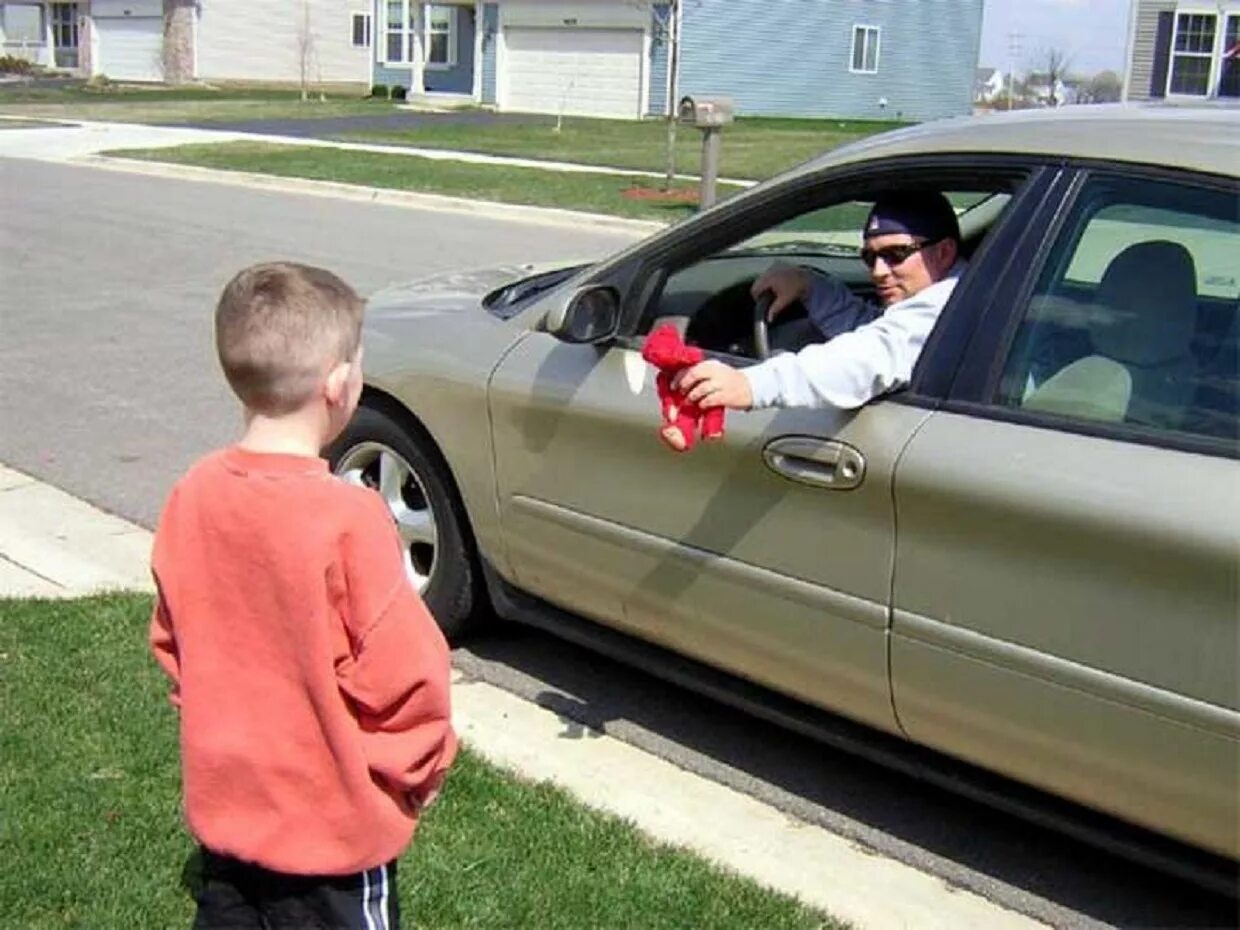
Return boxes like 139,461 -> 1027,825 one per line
334,116 -> 905,181
0,85 -> 390,123
0,83 -> 906,181
106,141 -> 746,223
0,594 -> 842,930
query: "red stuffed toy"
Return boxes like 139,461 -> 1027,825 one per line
641,324 -> 726,452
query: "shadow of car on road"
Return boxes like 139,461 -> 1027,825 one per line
455,621 -> 1238,930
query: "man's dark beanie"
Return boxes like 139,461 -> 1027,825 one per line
863,191 -> 960,243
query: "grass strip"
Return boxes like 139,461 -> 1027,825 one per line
104,141 -> 746,222
0,594 -> 843,929
0,83 -> 903,182
332,116 -> 904,181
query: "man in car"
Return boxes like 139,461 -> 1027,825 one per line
673,191 -> 966,411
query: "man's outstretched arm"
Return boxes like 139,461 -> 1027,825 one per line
678,274 -> 958,411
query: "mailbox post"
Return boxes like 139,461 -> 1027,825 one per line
677,95 -> 734,209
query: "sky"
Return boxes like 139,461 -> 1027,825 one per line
979,0 -> 1131,77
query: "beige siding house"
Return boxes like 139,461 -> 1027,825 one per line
194,0 -> 370,87
0,1 -> 372,88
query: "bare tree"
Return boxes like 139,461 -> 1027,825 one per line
1041,46 -> 1072,107
297,0 -> 316,102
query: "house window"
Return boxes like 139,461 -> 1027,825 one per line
851,25 -> 880,74
1,3 -> 45,43
427,5 -> 456,69
50,2 -> 78,69
384,0 -> 417,64
1219,15 -> 1239,98
1168,12 -> 1216,95
352,12 -> 372,49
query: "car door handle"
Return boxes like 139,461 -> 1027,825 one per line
762,437 -> 866,490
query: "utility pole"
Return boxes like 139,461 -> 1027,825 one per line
1006,32 -> 1024,110
663,0 -> 682,191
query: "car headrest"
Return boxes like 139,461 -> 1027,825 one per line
1091,240 -> 1198,367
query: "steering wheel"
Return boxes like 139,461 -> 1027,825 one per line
752,292 -> 775,360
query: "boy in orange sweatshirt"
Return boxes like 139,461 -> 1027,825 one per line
150,261 -> 456,929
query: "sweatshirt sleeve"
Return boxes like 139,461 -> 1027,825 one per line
804,271 -> 884,340
148,585 -> 182,709
335,493 -> 458,803
745,270 -> 962,410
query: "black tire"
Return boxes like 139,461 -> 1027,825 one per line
326,401 -> 486,641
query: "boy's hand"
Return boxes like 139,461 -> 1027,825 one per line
672,360 -> 754,410
408,770 -> 447,812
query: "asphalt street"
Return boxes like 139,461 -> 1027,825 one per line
0,157 -> 637,526
1,157 -> 1236,929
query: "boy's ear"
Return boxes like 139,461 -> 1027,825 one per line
323,360 -> 351,407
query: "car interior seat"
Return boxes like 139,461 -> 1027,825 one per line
1024,240 -> 1200,430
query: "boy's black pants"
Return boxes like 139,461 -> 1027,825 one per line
192,848 -> 400,930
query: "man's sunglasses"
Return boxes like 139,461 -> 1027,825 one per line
860,238 -> 939,269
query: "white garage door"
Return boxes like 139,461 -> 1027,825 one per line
502,27 -> 643,119
95,17 -> 163,82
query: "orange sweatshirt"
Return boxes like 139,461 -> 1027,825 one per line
149,446 -> 457,876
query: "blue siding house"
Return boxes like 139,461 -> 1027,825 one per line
370,1 -> 982,121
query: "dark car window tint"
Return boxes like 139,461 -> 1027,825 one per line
996,175 -> 1239,444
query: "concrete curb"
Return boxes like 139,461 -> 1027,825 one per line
0,465 -> 154,598
0,463 -> 1046,930
75,154 -> 670,235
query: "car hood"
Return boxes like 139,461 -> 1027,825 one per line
366,261 -> 581,319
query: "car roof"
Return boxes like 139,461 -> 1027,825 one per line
799,105 -> 1240,180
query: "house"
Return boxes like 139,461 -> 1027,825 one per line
0,0 -> 984,121
0,1 -> 77,70
974,66 -> 1005,103
0,1 -> 372,85
1123,0 -> 1240,102
381,0 -> 983,120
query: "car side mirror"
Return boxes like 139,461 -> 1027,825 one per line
544,285 -> 621,344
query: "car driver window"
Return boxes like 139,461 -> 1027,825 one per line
997,176 -> 1239,445
643,190 -> 998,361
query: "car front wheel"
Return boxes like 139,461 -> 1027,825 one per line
326,402 -> 485,640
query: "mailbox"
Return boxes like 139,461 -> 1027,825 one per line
678,95 -> 734,128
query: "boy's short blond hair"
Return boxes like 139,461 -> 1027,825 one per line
215,262 -> 364,415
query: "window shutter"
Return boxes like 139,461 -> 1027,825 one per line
1149,10 -> 1173,98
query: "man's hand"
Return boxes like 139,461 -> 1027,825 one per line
751,263 -> 812,319
672,360 -> 754,410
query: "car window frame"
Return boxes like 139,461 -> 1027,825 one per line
606,155 -> 1044,379
939,161 -> 1240,460
902,164 -> 1067,405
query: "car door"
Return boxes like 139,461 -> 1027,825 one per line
487,162 -> 1051,734
889,169 -> 1240,857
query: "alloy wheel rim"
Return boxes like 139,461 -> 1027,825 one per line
334,441 -> 437,591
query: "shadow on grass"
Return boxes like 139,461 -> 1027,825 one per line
180,846 -> 204,900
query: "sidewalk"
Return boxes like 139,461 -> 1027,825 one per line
0,462 -> 1045,930
0,116 -> 675,235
